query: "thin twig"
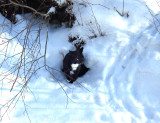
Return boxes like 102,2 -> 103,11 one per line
9,0 -> 49,18
122,0 -> 124,16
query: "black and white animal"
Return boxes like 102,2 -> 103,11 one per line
62,47 -> 89,83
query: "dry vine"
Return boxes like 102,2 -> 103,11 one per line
0,0 -> 74,122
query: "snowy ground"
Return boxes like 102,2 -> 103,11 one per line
1,0 -> 160,123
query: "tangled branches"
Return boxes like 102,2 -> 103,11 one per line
0,0 -> 76,121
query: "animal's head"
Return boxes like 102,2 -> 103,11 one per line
69,47 -> 83,58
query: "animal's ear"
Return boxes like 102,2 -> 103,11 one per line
69,50 -> 74,54
80,47 -> 83,53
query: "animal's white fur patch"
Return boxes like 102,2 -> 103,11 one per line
71,63 -> 79,71
70,71 -> 74,75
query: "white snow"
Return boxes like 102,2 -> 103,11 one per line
55,0 -> 66,5
1,0 -> 160,123
144,0 -> 160,14
47,7 -> 56,14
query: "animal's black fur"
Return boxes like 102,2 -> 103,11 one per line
62,47 -> 89,83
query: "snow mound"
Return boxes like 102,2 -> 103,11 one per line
0,0 -> 160,122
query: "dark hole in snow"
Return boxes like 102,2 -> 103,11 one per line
62,47 -> 89,83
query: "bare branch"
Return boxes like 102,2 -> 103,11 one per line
9,0 -> 49,18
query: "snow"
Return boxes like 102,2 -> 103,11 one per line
1,0 -> 160,123
144,0 -> 160,14
47,7 -> 56,14
55,0 -> 67,5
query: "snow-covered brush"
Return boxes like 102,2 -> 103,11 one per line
0,0 -> 76,27
48,2 -> 76,27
